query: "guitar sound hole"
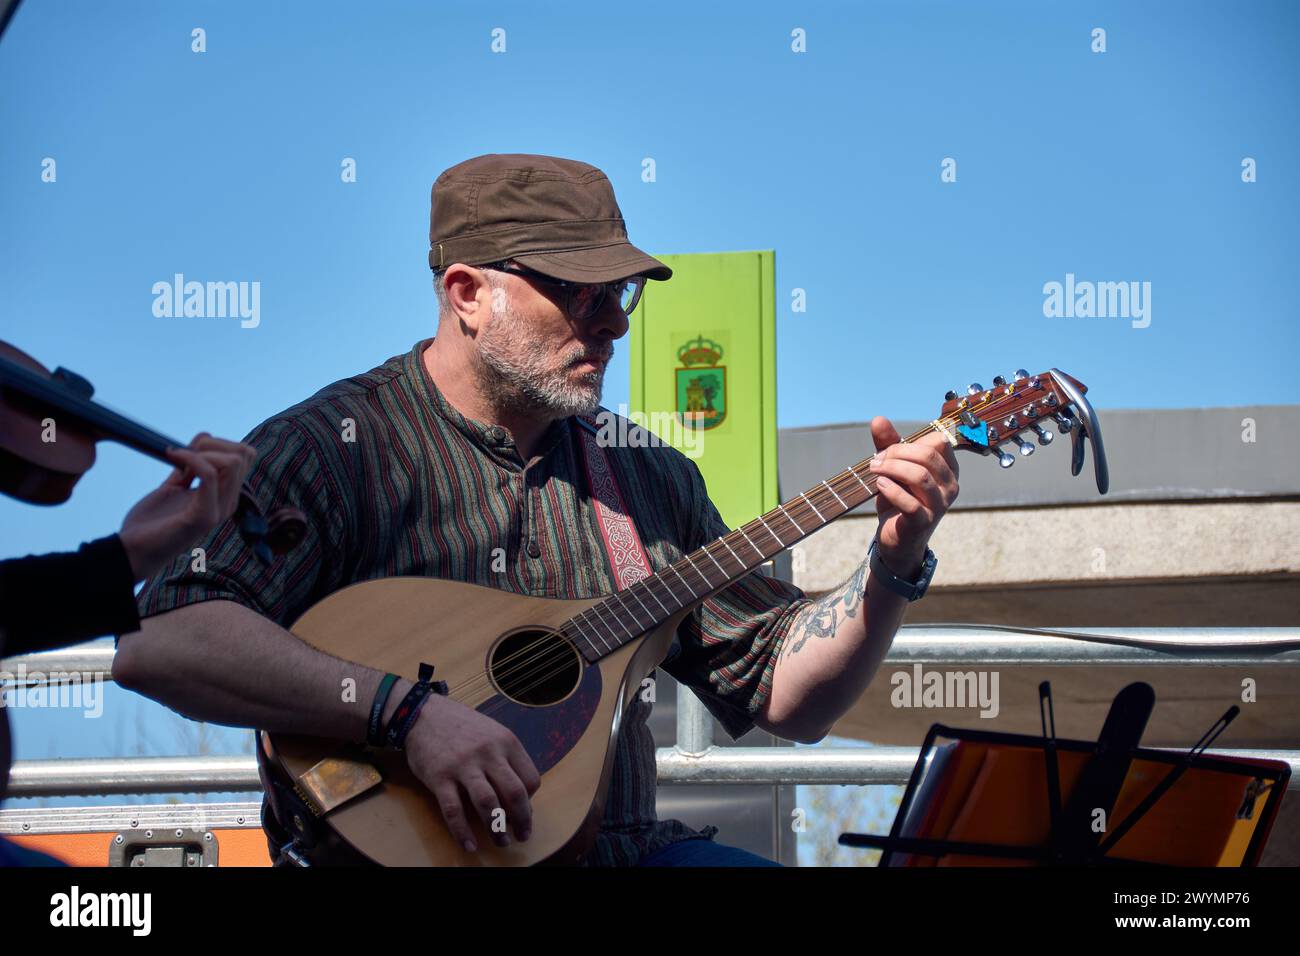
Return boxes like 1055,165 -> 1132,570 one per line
490,629 -> 582,706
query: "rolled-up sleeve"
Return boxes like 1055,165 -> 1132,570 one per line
132,417 -> 348,632
661,459 -> 812,741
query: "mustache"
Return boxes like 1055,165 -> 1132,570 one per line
570,348 -> 613,365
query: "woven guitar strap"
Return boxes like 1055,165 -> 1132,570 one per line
573,414 -> 653,590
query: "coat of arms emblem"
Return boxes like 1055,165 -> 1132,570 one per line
675,335 -> 727,430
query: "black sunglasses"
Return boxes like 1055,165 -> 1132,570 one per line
482,260 -> 646,320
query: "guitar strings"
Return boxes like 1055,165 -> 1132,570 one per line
481,450 -> 888,711
453,391 -> 1012,711
547,387 -> 1031,668
447,395 -> 996,710
443,387 -> 1037,711
470,443 -> 893,716
448,459 -> 891,711
452,453 -> 890,713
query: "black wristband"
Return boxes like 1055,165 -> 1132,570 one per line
383,662 -> 449,751
367,673 -> 399,748
868,537 -> 937,602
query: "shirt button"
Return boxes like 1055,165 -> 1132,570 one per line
486,426 -> 505,443
527,541 -> 541,559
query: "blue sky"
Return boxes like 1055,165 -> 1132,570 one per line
3,0 -> 1298,559
1,1 -> 1297,801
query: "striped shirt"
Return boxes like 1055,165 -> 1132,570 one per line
135,338 -> 811,866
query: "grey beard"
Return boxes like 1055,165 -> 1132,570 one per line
477,341 -> 604,419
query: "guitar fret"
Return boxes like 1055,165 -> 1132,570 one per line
757,516 -> 785,548
703,545 -> 728,577
782,505 -> 805,535
590,598 -> 634,642
719,537 -> 746,569
571,610 -> 613,654
567,627 -> 596,660
586,606 -> 623,650
738,527 -> 764,558
615,595 -> 645,635
684,554 -> 712,589
850,467 -> 872,494
643,581 -> 673,615
563,622 -> 593,657
656,577 -> 686,609
624,586 -> 656,625
669,565 -> 699,600
822,479 -> 847,509
801,491 -> 825,522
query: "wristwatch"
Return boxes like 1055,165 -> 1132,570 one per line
868,537 -> 937,602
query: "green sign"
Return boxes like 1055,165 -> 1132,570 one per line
629,250 -> 778,531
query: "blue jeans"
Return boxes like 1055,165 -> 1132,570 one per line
0,836 -> 66,867
638,838 -> 783,867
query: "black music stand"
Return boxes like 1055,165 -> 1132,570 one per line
839,682 -> 1290,866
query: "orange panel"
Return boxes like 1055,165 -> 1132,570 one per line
10,829 -> 272,867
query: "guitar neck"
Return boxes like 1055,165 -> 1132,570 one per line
568,421 -> 943,663
0,356 -> 182,464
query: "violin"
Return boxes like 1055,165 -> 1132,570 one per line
0,340 -> 306,564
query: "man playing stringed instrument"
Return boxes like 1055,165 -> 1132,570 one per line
114,153 -> 959,866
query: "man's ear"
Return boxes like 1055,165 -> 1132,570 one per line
442,264 -> 493,334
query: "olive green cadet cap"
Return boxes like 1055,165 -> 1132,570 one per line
428,153 -> 672,284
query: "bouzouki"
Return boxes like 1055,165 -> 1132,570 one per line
264,368 -> 1109,865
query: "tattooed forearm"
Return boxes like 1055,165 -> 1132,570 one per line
782,554 -> 871,659
840,557 -> 869,620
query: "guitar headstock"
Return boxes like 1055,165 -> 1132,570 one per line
935,368 -> 1109,494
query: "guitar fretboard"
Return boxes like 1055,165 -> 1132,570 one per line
562,420 -> 942,662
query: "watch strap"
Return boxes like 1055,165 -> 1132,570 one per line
868,538 -> 936,602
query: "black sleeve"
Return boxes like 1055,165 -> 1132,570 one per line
0,534 -> 141,658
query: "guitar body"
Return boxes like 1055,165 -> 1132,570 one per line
263,576 -> 690,866
256,369 -> 1106,866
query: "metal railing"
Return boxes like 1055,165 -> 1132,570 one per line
3,626 -> 1299,799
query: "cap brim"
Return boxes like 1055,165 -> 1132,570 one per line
510,243 -> 672,283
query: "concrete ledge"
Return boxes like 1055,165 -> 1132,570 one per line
792,501 -> 1300,592
779,405 -> 1300,510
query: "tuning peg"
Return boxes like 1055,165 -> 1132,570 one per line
992,375 -> 1006,387
944,389 -> 958,402
1014,369 -> 1029,382
967,383 -> 984,396
994,445 -> 1016,468
1031,423 -> 1054,445
1053,412 -> 1076,433
1012,436 -> 1035,456
959,409 -> 978,428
